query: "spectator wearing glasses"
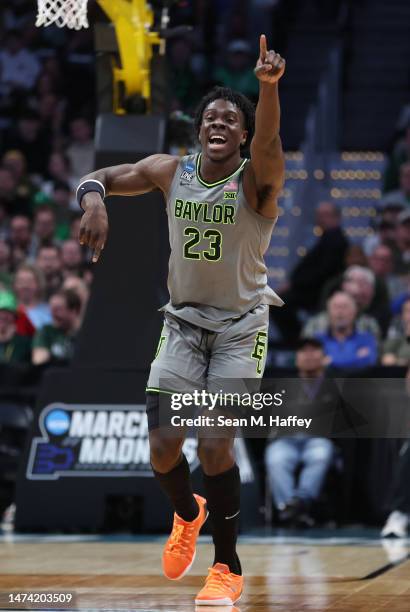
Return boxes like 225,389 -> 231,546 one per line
265,338 -> 337,527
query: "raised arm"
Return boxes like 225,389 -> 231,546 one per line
246,34 -> 286,218
78,153 -> 178,262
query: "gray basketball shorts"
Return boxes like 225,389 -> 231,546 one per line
146,303 -> 269,396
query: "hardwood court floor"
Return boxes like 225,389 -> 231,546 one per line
0,534 -> 409,611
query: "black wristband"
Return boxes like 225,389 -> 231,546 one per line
76,179 -> 106,210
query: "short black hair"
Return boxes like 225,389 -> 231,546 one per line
53,180 -> 71,193
194,86 -> 255,149
297,337 -> 324,351
55,288 -> 82,313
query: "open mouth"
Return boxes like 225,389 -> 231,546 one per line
208,135 -> 227,148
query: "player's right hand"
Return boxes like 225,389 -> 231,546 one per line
78,194 -> 108,263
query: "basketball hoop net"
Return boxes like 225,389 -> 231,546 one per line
36,0 -> 89,30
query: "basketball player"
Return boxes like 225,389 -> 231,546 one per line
77,34 -> 285,606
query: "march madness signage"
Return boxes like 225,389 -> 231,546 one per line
26,403 -> 200,480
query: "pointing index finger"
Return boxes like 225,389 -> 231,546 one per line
260,34 -> 267,61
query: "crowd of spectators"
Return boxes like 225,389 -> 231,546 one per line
0,1 -> 113,370
0,0 -> 293,371
270,193 -> 410,374
266,116 -> 410,528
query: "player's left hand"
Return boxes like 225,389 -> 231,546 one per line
254,34 -> 285,84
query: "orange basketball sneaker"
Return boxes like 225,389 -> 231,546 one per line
162,494 -> 208,580
195,563 -> 244,606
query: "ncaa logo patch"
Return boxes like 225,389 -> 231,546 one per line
180,170 -> 194,184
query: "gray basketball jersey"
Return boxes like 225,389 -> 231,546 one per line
161,153 -> 283,331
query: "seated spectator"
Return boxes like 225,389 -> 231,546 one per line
381,203 -> 406,227
2,4 -> 35,32
344,244 -> 368,268
314,291 -> 378,371
35,244 -> 63,299
41,56 -> 65,94
0,30 -> 40,92
32,288 -> 81,365
320,249 -> 370,301
2,150 -> 36,206
342,265 -> 391,336
363,204 -> 403,257
61,239 -> 83,277
27,62 -> 66,112
368,244 -> 394,285
41,152 -> 77,210
392,209 -> 410,275
382,298 -> 410,366
66,118 -> 94,181
0,290 -> 32,364
51,181 -> 72,240
0,241 -> 12,291
383,162 -> 410,209
35,92 -> 66,143
34,70 -> 61,98
13,263 -> 51,334
368,244 -> 408,303
28,205 -> 59,259
3,111 -> 50,176
0,167 -> 30,216
303,308 -> 380,344
302,276 -> 381,342
265,338 -> 336,527
271,201 -> 348,344
214,40 -> 259,101
321,265 -> 390,337
8,215 -> 32,265
383,122 -> 410,193
168,37 -> 203,113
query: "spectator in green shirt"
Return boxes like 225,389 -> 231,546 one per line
0,290 -> 32,364
214,40 -> 259,101
32,288 -> 81,365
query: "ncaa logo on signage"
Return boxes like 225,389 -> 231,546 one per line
45,409 -> 70,436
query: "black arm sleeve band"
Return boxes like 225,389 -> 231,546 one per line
76,180 -> 105,210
